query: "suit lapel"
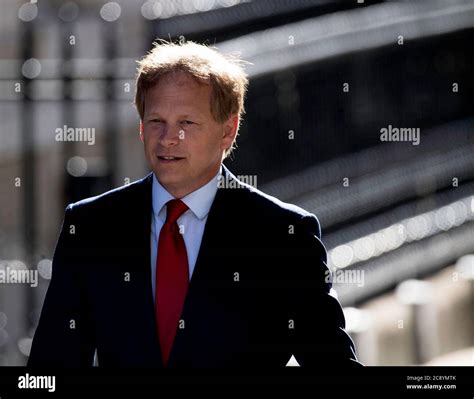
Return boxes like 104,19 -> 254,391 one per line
167,165 -> 243,366
119,172 -> 164,366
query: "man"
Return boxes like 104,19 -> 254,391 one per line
28,41 -> 359,368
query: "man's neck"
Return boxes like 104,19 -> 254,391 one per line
161,165 -> 222,199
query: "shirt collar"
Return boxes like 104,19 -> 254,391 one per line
152,164 -> 222,222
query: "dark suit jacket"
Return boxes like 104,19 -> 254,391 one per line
28,165 -> 359,368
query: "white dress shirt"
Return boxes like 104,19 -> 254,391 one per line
150,166 -> 222,302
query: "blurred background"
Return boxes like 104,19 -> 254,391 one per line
0,0 -> 473,366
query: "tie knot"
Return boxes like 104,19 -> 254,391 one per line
165,199 -> 188,225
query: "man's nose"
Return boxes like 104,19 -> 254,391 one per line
159,125 -> 181,146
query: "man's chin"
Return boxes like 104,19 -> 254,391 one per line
153,169 -> 184,185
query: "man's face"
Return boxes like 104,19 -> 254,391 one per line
140,71 -> 238,198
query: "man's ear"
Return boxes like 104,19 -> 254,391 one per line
222,114 -> 239,143
139,121 -> 144,143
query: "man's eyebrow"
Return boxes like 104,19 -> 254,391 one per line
146,112 -> 201,120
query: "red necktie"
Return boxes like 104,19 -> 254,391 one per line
155,199 -> 189,366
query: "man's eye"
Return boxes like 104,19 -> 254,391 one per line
150,119 -> 162,123
181,120 -> 194,125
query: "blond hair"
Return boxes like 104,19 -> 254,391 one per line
135,40 -> 249,158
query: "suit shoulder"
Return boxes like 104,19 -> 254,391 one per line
67,173 -> 152,214
234,177 -> 320,230
248,185 -> 311,217
231,181 -> 322,240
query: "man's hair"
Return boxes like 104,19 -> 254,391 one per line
135,40 -> 249,158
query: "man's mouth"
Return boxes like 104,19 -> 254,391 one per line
157,156 -> 185,163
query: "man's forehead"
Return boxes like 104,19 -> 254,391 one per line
158,70 -> 208,88
145,98 -> 209,116
144,72 -> 212,116
147,78 -> 210,99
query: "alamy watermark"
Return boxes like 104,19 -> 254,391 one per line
18,373 -> 55,393
380,124 -> 420,146
0,266 -> 38,287
55,124 -> 95,146
325,267 -> 365,287
218,174 -> 258,189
